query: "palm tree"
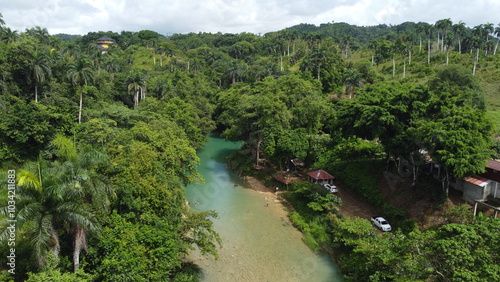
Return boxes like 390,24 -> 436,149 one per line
368,39 -> 378,65
469,34 -> 482,76
483,23 -> 495,56
343,69 -> 363,99
416,22 -> 430,53
337,35 -> 354,57
0,27 -> 19,44
310,47 -> 327,80
452,21 -> 467,54
104,57 -> 120,81
425,24 -> 435,64
127,72 -> 147,108
62,42 -> 81,58
494,23 -> 500,55
435,19 -> 452,51
28,48 -> 52,102
25,26 -> 50,45
67,56 -> 95,123
90,49 -> 107,76
50,135 -> 113,272
444,30 -> 455,65
0,12 -> 5,27
225,59 -> 247,84
0,155 -> 100,268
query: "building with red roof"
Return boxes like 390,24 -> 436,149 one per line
307,169 -> 335,185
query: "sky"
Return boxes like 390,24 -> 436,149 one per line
1,0 -> 499,36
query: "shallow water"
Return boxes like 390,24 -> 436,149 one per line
185,135 -> 343,282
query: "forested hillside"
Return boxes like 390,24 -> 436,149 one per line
0,12 -> 499,281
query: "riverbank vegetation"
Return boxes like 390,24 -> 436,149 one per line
1,13 -> 500,280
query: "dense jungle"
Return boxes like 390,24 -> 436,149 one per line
1,13 -> 499,281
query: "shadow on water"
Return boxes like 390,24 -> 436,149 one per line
210,147 -> 239,163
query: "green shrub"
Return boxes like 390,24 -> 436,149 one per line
302,232 -> 320,251
289,211 -> 309,231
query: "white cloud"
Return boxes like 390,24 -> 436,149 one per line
0,0 -> 498,35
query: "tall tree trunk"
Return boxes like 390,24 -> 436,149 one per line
473,48 -> 479,76
78,89 -> 83,124
409,152 -> 419,186
403,59 -> 406,78
436,32 -> 440,52
409,50 -> 412,65
35,85 -> 38,103
73,226 -> 87,272
494,39 -> 499,55
427,39 -> 431,64
442,170 -> 450,197
256,139 -> 262,166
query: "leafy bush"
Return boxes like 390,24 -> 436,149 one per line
289,211 -> 309,231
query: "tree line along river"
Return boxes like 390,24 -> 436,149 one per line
185,134 -> 342,282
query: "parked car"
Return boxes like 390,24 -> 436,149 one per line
371,216 -> 392,232
323,183 -> 338,193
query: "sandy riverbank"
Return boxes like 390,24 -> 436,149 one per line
242,175 -> 291,215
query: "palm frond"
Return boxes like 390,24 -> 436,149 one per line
17,170 -> 42,193
51,134 -> 77,161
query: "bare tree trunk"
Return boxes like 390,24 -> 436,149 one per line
436,32 -> 440,52
403,59 -> 406,78
428,38 -> 431,64
78,89 -> 83,123
473,48 -> 479,76
73,226 -> 87,272
442,170 -> 450,197
35,85 -> 38,103
256,139 -> 262,166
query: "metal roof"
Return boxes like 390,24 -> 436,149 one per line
97,35 -> 114,41
463,176 -> 492,187
306,170 -> 335,180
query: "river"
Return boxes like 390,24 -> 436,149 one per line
185,135 -> 343,282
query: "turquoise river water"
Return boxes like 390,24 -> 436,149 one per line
185,135 -> 343,282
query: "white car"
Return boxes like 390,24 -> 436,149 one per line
371,216 -> 392,232
323,184 -> 338,193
